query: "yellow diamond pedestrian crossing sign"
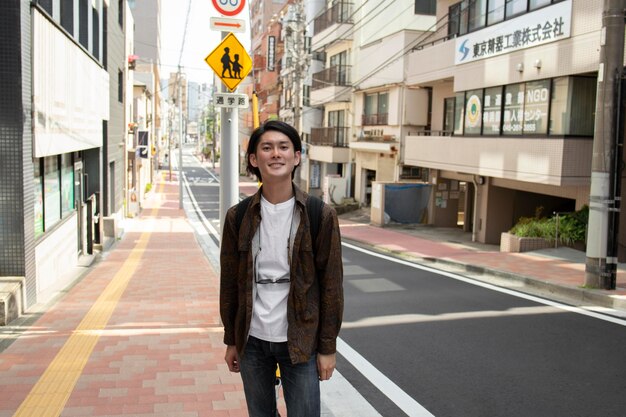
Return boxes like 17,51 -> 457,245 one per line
205,33 -> 252,92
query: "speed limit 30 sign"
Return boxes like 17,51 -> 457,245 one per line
211,0 -> 245,16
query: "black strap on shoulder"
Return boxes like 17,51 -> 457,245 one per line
306,195 -> 324,246
235,194 -> 325,248
235,196 -> 253,233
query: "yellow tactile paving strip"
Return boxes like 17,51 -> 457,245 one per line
12,185 -> 161,417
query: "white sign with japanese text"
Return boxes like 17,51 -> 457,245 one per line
455,0 -> 572,65
213,93 -> 249,109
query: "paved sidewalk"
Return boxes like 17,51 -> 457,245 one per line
0,177 -> 251,417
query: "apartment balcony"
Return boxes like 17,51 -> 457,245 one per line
311,65 -> 351,105
362,113 -> 388,126
403,133 -> 593,187
349,128 -> 398,155
312,1 -> 353,50
311,127 -> 349,147
308,127 -> 350,164
406,37 -> 455,86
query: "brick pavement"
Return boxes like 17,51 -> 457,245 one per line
0,176 -> 257,417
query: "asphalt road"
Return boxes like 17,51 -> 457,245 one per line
180,148 -> 626,417
339,244 -> 626,417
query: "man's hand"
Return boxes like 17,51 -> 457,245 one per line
317,353 -> 336,381
225,345 -> 240,373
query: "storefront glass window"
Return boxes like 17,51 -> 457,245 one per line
44,156 -> 61,230
549,77 -> 596,136
482,86 -> 502,135
34,160 -> 44,238
61,154 -> 74,217
454,92 -> 465,135
464,89 -> 483,135
523,80 -> 551,134
502,83 -> 525,135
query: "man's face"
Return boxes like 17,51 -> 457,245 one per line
249,130 -> 301,182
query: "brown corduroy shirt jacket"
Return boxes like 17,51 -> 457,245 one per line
219,185 -> 344,364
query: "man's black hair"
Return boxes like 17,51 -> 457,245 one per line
246,120 -> 302,181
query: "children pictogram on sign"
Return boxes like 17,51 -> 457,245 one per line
205,32 -> 252,91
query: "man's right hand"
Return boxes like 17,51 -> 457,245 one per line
225,345 -> 240,373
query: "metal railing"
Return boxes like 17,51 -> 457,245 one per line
312,65 -> 351,90
314,1 -> 353,34
362,113 -> 388,126
310,127 -> 349,147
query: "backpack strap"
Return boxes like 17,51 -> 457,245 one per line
306,195 -> 324,249
235,196 -> 252,234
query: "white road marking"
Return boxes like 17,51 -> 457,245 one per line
337,337 -> 436,417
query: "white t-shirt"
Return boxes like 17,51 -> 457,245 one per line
248,195 -> 294,342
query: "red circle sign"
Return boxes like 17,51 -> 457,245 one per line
211,0 -> 246,16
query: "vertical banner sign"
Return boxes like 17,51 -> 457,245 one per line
267,36 -> 275,71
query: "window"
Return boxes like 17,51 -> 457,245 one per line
328,110 -> 345,127
464,89 -> 483,134
468,0 -> 487,32
118,70 -> 123,103
482,86 -> 503,135
37,0 -> 53,15
364,92 -> 388,125
330,51 -> 348,85
415,0 -> 436,15
103,5 -> 107,68
530,0 -> 552,10
523,79 -> 551,135
61,154 -> 75,217
61,0 -> 74,34
502,83 -> 525,135
92,7 -> 100,61
303,85 -> 310,107
443,98 -> 455,133
44,156 -> 61,230
487,0 -> 505,25
450,76 -> 595,138
448,2 -> 461,36
550,77 -> 596,136
79,0 -> 89,49
118,0 -> 124,27
454,92 -> 465,135
505,0 -> 527,19
328,110 -> 346,145
34,160 -> 44,239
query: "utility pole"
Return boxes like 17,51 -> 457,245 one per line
177,69 -> 185,209
585,0 -> 625,289
287,0 -> 307,136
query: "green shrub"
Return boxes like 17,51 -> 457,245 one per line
145,182 -> 152,193
509,205 -> 588,246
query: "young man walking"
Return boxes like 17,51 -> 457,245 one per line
220,120 -> 344,417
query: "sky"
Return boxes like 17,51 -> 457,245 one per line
160,0 -> 252,84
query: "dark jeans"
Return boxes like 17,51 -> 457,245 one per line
239,336 -> 320,417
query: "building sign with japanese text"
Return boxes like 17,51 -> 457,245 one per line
267,36 -> 275,71
455,0 -> 572,65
